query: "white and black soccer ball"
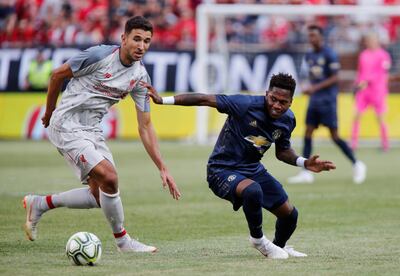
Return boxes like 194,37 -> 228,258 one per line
65,232 -> 102,266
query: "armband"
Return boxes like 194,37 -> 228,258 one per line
162,96 -> 175,105
296,157 -> 307,168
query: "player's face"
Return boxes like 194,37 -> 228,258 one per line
308,30 -> 322,49
266,87 -> 292,119
121,28 -> 152,62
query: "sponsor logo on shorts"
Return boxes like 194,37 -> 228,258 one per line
80,154 -> 87,163
227,174 -> 237,182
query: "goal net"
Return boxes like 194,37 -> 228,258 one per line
195,4 -> 400,144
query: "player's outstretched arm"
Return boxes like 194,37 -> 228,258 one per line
41,63 -> 73,128
141,81 -> 217,108
136,108 -> 181,200
276,147 -> 336,173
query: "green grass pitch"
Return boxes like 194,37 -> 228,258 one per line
0,140 -> 399,275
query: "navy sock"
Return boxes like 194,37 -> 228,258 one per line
242,183 -> 263,239
273,207 -> 298,248
334,138 -> 356,164
303,138 -> 312,159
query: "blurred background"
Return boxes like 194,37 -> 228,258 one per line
0,0 -> 399,144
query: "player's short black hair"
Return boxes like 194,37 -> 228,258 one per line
125,16 -> 153,35
308,24 -> 323,35
269,73 -> 296,97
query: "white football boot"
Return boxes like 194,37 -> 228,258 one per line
117,234 -> 158,253
23,195 -> 44,241
353,161 -> 366,184
249,236 -> 289,259
283,245 -> 308,257
287,170 -> 314,184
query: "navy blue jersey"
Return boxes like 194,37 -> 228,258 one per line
305,45 -> 340,106
207,95 -> 296,175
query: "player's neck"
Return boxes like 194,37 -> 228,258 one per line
119,49 -> 135,67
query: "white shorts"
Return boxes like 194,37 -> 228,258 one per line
48,126 -> 115,183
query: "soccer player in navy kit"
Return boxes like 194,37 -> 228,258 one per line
288,25 -> 366,185
143,73 -> 336,259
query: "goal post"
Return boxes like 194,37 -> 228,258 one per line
195,4 -> 400,144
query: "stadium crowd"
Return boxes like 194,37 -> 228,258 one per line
1,0 -> 399,53
0,0 -> 198,49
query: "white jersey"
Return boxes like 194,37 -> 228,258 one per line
50,45 -> 151,132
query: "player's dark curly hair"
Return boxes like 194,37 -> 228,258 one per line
269,73 -> 296,97
125,16 -> 153,35
308,24 -> 323,35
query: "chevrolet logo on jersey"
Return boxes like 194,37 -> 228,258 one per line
244,135 -> 271,154
310,66 -> 323,78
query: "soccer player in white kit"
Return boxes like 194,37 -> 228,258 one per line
22,16 -> 181,253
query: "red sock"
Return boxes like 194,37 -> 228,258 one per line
46,195 -> 55,209
114,229 -> 127,238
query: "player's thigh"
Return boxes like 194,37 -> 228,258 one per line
61,144 -> 107,184
305,107 -> 320,127
49,129 -> 108,183
372,97 -> 387,115
86,134 -> 118,186
94,134 -> 116,167
253,170 -> 288,211
320,104 -> 338,129
355,92 -> 369,113
207,168 -> 247,211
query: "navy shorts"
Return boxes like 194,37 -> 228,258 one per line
306,104 -> 337,129
207,167 -> 288,211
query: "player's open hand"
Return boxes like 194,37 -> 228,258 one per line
41,112 -> 52,128
304,155 -> 336,173
160,167 -> 181,200
140,81 -> 163,105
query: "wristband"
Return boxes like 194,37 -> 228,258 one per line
162,96 -> 175,105
296,157 -> 307,168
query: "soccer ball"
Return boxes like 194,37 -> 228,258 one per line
65,232 -> 102,266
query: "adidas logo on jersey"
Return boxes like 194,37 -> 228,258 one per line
249,120 -> 257,128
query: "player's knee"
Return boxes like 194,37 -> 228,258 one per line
332,137 -> 342,145
329,130 -> 339,140
242,182 -> 263,205
101,172 -> 118,193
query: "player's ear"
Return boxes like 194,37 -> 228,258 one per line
121,33 -> 126,45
